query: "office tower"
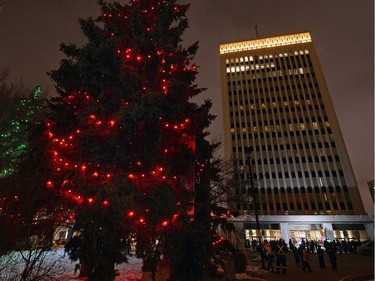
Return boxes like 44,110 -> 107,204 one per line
219,32 -> 373,242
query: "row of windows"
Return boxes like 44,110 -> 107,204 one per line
228,79 -> 319,89
231,122 -> 330,134
231,129 -> 332,139
225,50 -> 310,64
256,170 -> 345,179
225,50 -> 312,68
235,155 -> 340,166
237,185 -> 348,194
231,100 -> 321,111
226,67 -> 314,79
229,91 -> 322,103
242,141 -> 335,151
239,201 -> 353,212
231,115 -> 328,126
230,103 -> 325,114
226,57 -> 312,70
262,185 -> 347,194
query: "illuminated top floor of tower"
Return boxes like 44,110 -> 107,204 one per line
219,32 -> 312,54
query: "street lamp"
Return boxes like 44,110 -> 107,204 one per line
244,147 -> 265,269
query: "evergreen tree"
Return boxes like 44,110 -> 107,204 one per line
0,85 -> 54,256
0,69 -> 41,178
46,1 -> 213,280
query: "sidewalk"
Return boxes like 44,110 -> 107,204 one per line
241,252 -> 374,281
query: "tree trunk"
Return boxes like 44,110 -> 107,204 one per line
79,261 -> 90,278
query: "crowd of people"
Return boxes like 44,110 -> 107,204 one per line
248,237 -> 366,275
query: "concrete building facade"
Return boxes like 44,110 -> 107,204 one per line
219,32 -> 373,243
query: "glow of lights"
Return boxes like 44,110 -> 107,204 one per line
219,32 -> 312,54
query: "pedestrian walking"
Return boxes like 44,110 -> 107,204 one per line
326,243 -> 338,270
263,240 -> 275,272
317,245 -> 326,269
275,239 -> 288,274
302,249 -> 312,272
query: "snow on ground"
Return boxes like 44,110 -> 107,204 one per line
56,249 -> 267,281
3,248 -> 266,281
51,248 -> 142,281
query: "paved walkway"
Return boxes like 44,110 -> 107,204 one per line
245,252 -> 374,281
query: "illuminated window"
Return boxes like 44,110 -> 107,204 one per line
300,123 -> 305,130
272,102 -> 277,108
325,122 -> 330,128
242,128 -> 247,133
230,128 -> 235,133
312,122 -> 318,130
262,103 -> 266,109
239,105 -> 244,110
283,101 -> 289,107
253,127 -> 258,132
306,100 -> 312,105
250,104 -> 255,110
305,50 -> 309,54
264,126 -> 269,132
294,101 -> 300,106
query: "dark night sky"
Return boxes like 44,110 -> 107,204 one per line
0,0 -> 373,213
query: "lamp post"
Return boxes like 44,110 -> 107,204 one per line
245,147 -> 265,269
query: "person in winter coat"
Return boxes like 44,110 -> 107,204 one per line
317,245 -> 326,269
326,243 -> 338,270
302,249 -> 312,272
